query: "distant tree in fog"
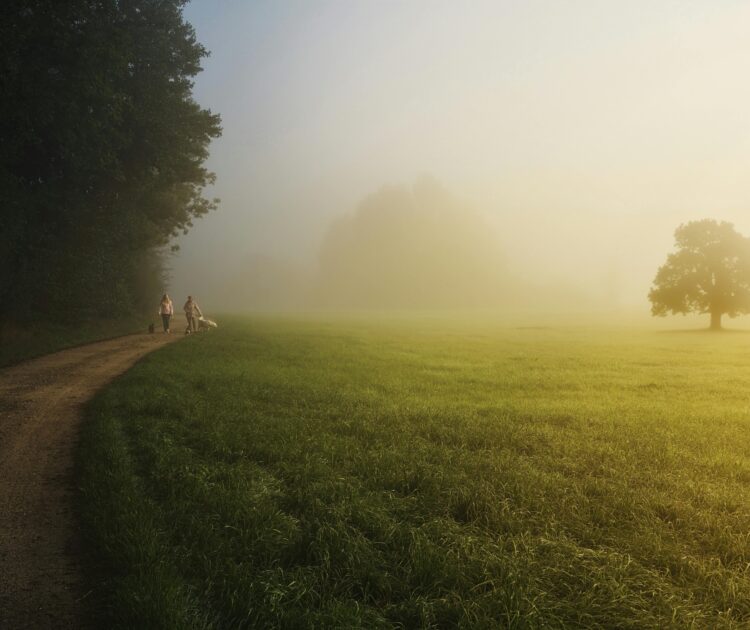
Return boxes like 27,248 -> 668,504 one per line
315,177 -> 510,309
649,220 -> 750,330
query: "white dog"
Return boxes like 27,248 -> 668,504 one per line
197,316 -> 218,331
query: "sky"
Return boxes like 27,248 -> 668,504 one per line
171,0 -> 750,312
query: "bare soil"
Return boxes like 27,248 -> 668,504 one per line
0,333 -> 180,629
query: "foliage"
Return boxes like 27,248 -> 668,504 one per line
316,178 -> 509,309
0,0 -> 220,323
649,220 -> 750,329
79,316 -> 750,628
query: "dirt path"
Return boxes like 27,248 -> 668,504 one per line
0,333 -> 180,629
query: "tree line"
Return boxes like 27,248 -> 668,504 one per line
0,0 -> 220,326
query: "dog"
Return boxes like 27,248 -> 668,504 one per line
197,316 -> 218,331
148,323 -> 155,334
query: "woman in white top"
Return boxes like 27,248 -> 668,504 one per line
159,294 -> 174,333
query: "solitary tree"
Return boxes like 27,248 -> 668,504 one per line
649,220 -> 750,330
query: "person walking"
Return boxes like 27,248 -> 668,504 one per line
183,295 -> 202,334
159,294 -> 174,333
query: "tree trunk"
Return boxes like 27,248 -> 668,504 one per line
710,311 -> 722,330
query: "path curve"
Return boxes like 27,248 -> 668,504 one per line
0,333 -> 180,629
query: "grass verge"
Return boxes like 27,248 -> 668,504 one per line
0,317 -> 147,368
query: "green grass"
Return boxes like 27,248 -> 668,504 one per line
0,316 -> 147,368
78,315 -> 750,628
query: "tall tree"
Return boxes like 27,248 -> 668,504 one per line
649,220 -> 750,330
0,0 -> 220,323
316,177 -> 510,309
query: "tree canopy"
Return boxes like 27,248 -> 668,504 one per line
315,178 -> 511,309
649,220 -> 750,329
0,0 -> 220,324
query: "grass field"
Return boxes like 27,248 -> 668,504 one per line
78,315 -> 750,628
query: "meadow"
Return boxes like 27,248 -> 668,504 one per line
78,315 -> 750,628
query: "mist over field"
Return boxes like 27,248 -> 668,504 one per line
168,0 -> 750,316
6,2 -> 750,627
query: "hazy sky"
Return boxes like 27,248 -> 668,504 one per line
171,0 -> 750,310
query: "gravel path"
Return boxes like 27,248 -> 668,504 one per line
0,333 -> 180,629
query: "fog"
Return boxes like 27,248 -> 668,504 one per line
169,1 -> 750,315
